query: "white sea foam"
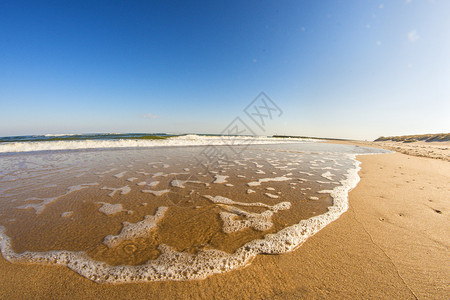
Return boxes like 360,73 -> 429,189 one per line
95,168 -> 117,175
148,181 -> 160,187
213,175 -> 228,184
136,171 -> 150,176
203,195 -> 290,211
43,133 -> 78,137
18,183 -> 99,214
0,135 -> 311,154
97,203 -> 125,215
0,152 -> 369,284
204,195 -> 291,233
219,209 -> 275,233
141,189 -> 170,196
265,193 -> 279,199
103,207 -> 168,248
317,190 -> 332,194
114,172 -> 126,178
101,186 -> 131,197
321,171 -> 334,180
153,172 -> 189,178
247,175 -> 292,187
299,171 -> 314,176
61,211 -> 73,218
170,180 -> 207,189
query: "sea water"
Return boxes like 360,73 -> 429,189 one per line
0,136 -> 388,283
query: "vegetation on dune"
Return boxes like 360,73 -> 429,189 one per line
374,133 -> 450,143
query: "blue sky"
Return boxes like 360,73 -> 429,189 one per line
1,0 -> 449,140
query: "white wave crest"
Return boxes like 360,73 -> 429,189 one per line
0,135 -> 313,154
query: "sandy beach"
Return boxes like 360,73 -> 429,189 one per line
2,0 -> 449,297
0,142 -> 448,299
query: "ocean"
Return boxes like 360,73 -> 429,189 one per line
0,134 -> 389,283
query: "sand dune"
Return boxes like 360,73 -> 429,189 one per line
375,133 -> 450,143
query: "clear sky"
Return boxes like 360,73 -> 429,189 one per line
1,0 -> 449,140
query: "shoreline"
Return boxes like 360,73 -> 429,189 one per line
0,143 -> 449,298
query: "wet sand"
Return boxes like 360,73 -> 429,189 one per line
0,144 -> 352,277
1,146 -> 449,298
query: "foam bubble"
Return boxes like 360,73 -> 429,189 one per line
219,209 -> 274,233
95,168 -> 117,175
170,180 -> 206,189
103,206 -> 168,248
136,171 -> 150,176
317,190 -> 332,194
212,197 -> 291,234
148,181 -> 160,187
114,172 -> 126,178
141,189 -> 170,196
97,203 -> 125,215
264,193 -> 279,199
299,171 -> 313,176
61,211 -> 73,218
203,195 -> 290,211
213,175 -> 228,184
321,171 -> 334,181
101,186 -> 131,197
247,175 -> 292,187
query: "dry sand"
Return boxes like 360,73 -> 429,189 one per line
334,140 -> 450,161
0,144 -> 449,299
375,141 -> 450,161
